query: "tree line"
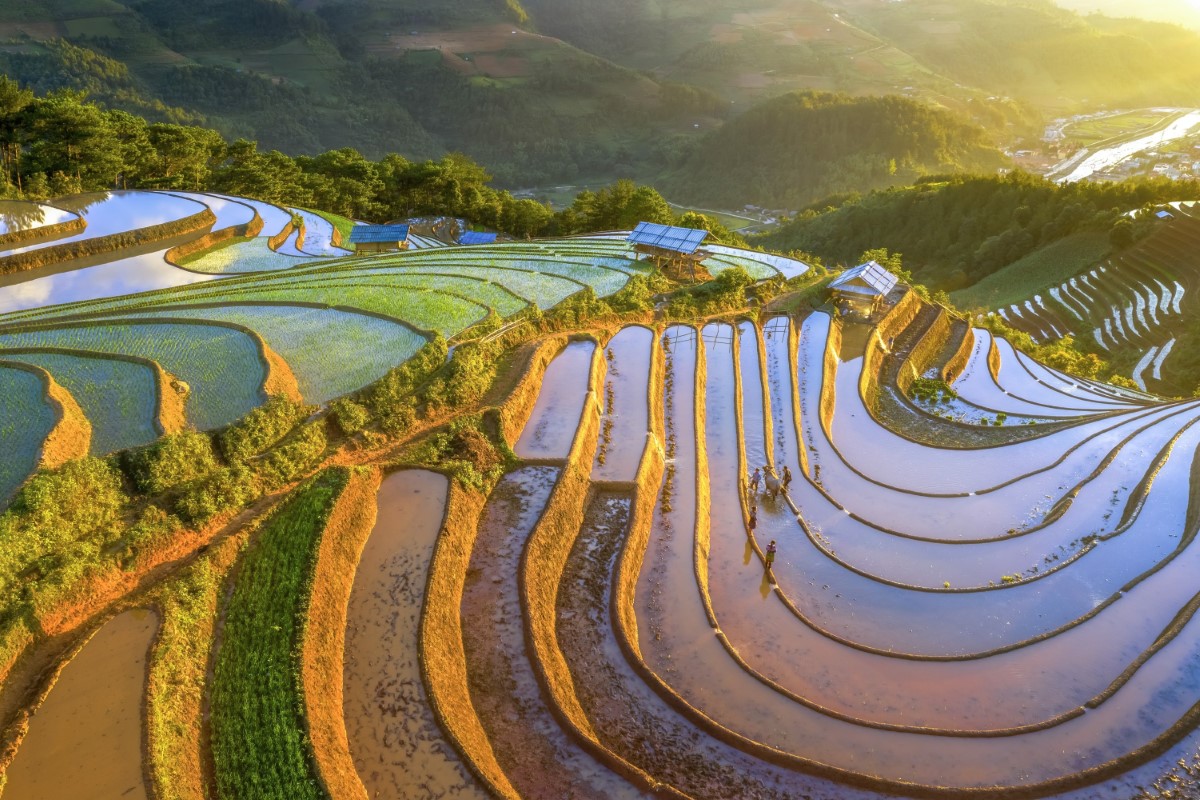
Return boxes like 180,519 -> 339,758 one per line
0,76 -> 747,241
758,171 -> 1200,291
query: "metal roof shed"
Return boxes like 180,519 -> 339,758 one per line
349,224 -> 410,253
458,231 -> 498,245
829,261 -> 900,315
626,222 -> 712,282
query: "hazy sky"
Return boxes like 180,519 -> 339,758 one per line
1054,0 -> 1200,29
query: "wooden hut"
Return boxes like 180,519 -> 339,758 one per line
626,222 -> 712,282
349,224 -> 410,254
828,260 -> 899,316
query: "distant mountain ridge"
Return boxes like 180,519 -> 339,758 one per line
1,0 -> 1200,201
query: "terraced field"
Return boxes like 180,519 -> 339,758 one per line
17,191 -> 1200,796
379,305 -> 1200,798
982,202 -> 1200,393
0,192 -> 811,516
10,273 -> 1200,798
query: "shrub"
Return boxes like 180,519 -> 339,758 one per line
405,416 -> 513,490
422,342 -> 498,411
5,457 -> 125,534
666,265 -> 755,318
118,505 -> 184,562
366,335 -> 448,417
175,465 -> 261,526
379,403 -> 417,437
219,395 -> 308,463
541,286 -> 611,330
329,398 -> 371,436
257,422 -> 328,490
609,272 -> 671,313
124,431 -> 218,495
0,457 -> 128,618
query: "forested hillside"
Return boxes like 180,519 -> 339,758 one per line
0,0 -> 710,184
3,0 -> 1200,201
662,92 -> 1007,209
0,77 -> 719,240
758,172 -> 1200,291
521,0 -> 1200,111
839,0 -> 1200,108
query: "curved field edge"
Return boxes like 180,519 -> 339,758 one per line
0,360 -> 92,494
145,529 -> 250,800
516,325 -> 681,794
0,608 -> 161,798
0,205 -> 216,277
416,335 -> 587,799
6,269 -> 1194,798
299,466 -> 380,800
208,467 -> 351,800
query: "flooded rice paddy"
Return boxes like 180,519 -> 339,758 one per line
2,609 -> 158,800
0,201 -> 77,237
342,470 -> 485,799
0,192 -> 210,258
513,314 -> 1200,797
10,304 -> 1200,798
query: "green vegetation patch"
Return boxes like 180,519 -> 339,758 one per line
950,232 -> 1112,311
0,322 -> 266,431
180,238 -> 326,275
131,306 -> 427,404
378,264 -> 584,310
0,364 -> 56,501
2,351 -> 159,455
210,467 -> 349,800
301,207 -> 354,245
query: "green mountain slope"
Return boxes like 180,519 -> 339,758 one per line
829,0 -> 1200,109
662,92 -> 1008,209
0,0 -> 712,182
756,172 -> 1198,291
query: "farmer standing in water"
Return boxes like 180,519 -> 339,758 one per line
765,540 -> 777,571
749,467 -> 762,497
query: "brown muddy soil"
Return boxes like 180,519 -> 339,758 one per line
460,467 -> 641,799
557,491 -> 873,800
342,470 -> 486,799
2,608 -> 158,800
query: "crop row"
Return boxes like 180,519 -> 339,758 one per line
210,467 -> 350,800
0,350 -> 159,455
124,306 -> 426,404
0,322 -> 265,431
0,364 -> 58,501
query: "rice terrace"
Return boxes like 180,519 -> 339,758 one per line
9,183 -> 1200,800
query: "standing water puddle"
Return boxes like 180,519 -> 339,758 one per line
2,608 -> 158,800
515,341 -> 596,460
342,470 -> 486,799
461,466 -> 640,799
592,326 -> 654,482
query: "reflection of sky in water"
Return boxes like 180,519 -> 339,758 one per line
0,202 -> 76,235
208,194 -> 292,237
166,192 -> 256,230
0,250 -> 218,314
0,191 -> 209,256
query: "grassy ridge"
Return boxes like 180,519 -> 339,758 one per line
210,467 -> 350,800
949,232 -> 1111,311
